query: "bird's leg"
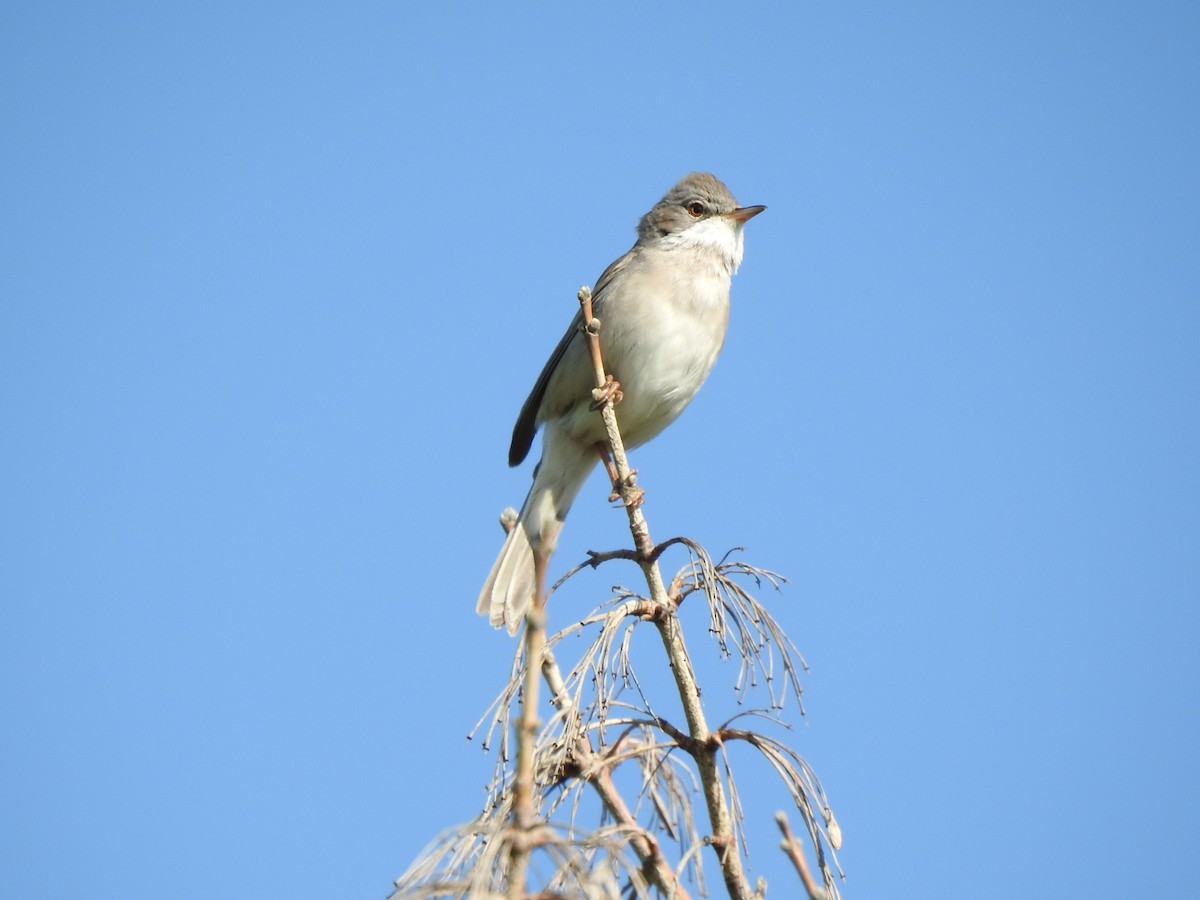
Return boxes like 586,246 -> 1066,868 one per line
589,374 -> 623,411
595,441 -> 620,489
594,442 -> 644,508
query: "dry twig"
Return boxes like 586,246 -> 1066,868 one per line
392,287 -> 841,899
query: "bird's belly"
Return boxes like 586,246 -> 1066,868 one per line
617,328 -> 722,445
562,295 -> 727,450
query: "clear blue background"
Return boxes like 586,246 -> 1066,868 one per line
3,2 -> 1197,898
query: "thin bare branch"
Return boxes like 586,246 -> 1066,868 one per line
397,285 -> 841,900
776,812 -> 828,900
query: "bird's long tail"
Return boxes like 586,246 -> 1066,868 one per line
477,432 -> 597,634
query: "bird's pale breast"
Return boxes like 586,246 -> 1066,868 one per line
552,244 -> 731,450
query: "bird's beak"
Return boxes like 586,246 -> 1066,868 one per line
728,205 -> 766,222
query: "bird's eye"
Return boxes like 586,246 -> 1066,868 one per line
687,201 -> 705,217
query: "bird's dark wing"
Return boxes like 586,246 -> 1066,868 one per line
508,308 -> 583,466
507,247 -> 637,467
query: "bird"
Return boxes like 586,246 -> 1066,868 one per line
477,172 -> 765,634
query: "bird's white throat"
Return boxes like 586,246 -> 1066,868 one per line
658,216 -> 746,274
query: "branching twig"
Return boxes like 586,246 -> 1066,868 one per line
577,285 -> 755,900
776,812 -> 827,900
394,285 -> 842,900
508,601 -> 545,895
538,646 -> 690,899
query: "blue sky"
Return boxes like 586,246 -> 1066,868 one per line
3,2 -> 1198,898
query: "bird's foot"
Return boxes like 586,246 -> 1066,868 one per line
609,471 -> 643,508
622,486 -> 645,509
589,375 -> 623,411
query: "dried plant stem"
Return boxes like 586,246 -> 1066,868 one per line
394,283 -> 841,898
541,648 -> 689,899
509,565 -> 548,897
576,285 -> 752,900
776,812 -> 826,900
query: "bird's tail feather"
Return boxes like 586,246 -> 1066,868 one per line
477,513 -> 537,634
477,431 -> 597,635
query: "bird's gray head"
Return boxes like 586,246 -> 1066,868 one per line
636,172 -> 765,271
